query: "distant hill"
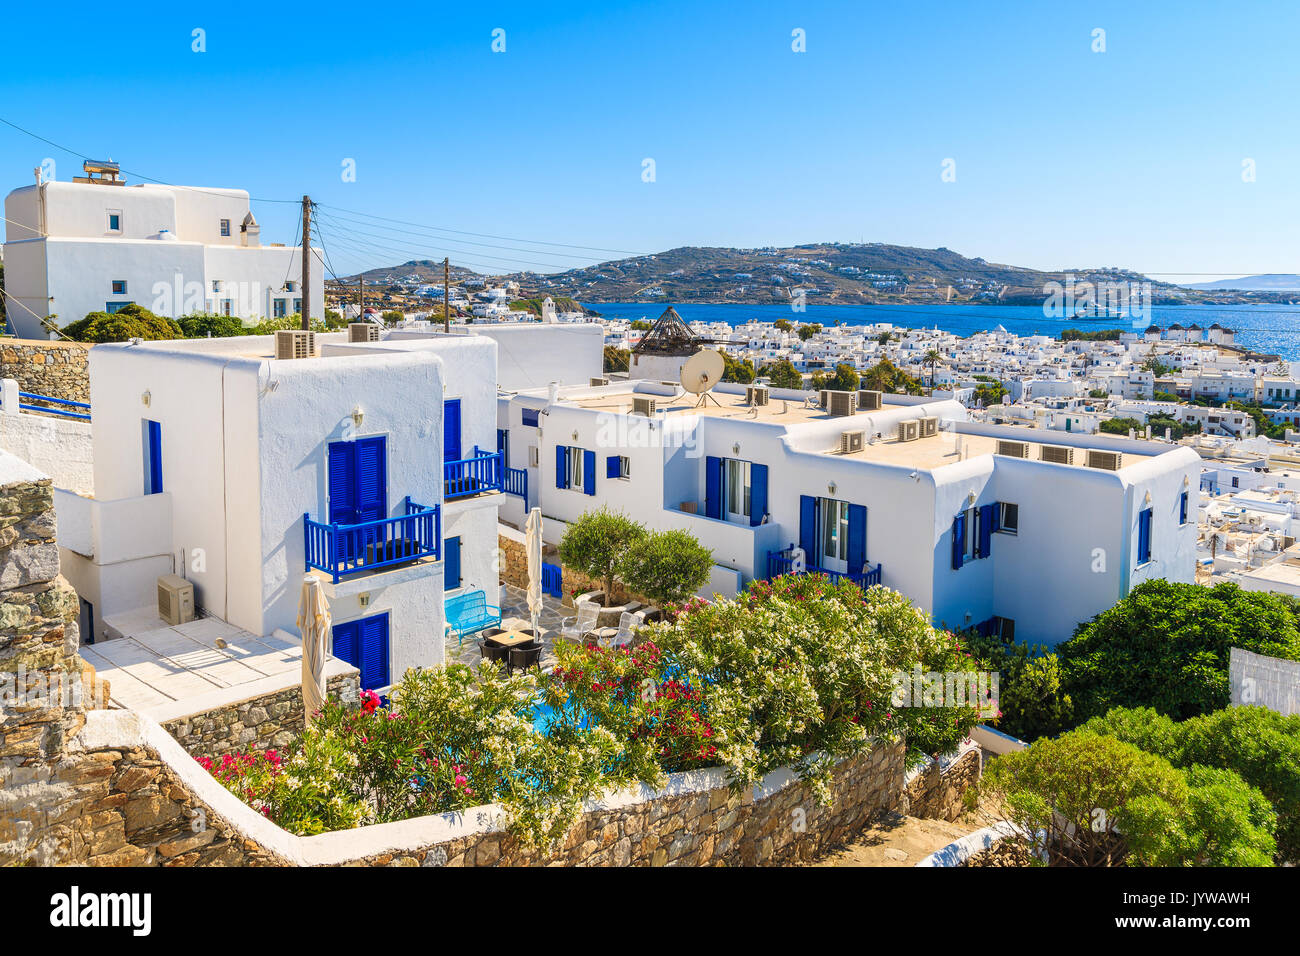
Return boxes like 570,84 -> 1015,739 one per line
339,245 -> 1300,307
1184,274 -> 1300,292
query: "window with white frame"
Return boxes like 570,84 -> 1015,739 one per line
617,455 -> 630,479
997,502 -> 1018,534
219,219 -> 231,237
107,210 -> 122,233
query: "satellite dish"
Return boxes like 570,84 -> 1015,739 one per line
681,349 -> 726,407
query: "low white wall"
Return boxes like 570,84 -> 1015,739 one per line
0,406 -> 93,494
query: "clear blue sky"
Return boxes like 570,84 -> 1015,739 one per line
3,0 -> 1297,280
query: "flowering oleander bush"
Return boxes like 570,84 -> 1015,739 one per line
199,573 -> 982,844
198,727 -> 366,836
643,574 -> 983,801
543,639 -> 720,789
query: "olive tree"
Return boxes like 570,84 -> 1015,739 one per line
558,508 -> 647,607
620,528 -> 713,612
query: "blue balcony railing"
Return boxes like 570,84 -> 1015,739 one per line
2,390 -> 92,421
305,496 -> 441,583
766,548 -> 882,589
445,448 -> 503,500
503,465 -> 528,502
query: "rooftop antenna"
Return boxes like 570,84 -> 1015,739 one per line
680,349 -> 725,408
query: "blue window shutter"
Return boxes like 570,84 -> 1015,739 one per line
847,504 -> 867,575
1180,491 -> 1188,524
522,407 -> 539,427
145,420 -> 163,494
978,504 -> 994,559
952,514 -> 966,570
555,445 -> 568,489
355,436 -> 387,522
497,428 -> 507,466
705,456 -> 722,519
606,455 -> 621,479
332,621 -> 359,675
359,615 -> 390,689
443,399 -> 462,463
799,495 -> 818,557
327,440 -> 358,524
750,464 -> 768,527
444,536 -> 461,589
583,449 -> 596,496
1138,508 -> 1152,564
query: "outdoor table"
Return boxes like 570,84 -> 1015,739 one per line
484,629 -> 539,649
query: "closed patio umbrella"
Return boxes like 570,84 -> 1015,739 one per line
298,575 -> 331,726
525,507 -> 544,639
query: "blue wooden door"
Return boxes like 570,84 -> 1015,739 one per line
444,536 -> 462,590
328,437 -> 387,563
144,420 -> 163,494
332,613 -> 390,690
444,399 -> 462,464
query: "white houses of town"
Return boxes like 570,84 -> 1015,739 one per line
497,376 -> 1200,644
57,328 -> 503,687
2,161 -> 323,336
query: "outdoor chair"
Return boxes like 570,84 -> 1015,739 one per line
560,600 -> 600,644
479,640 -> 508,666
507,641 -> 543,676
607,611 -> 638,648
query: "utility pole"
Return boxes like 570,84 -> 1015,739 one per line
443,257 -> 450,333
300,195 -> 311,331
358,277 -> 363,323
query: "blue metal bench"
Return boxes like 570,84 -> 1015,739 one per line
445,590 -> 501,646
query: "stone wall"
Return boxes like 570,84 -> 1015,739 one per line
497,532 -> 646,606
0,340 -> 91,404
162,670 -> 360,759
903,744 -> 981,822
0,457 -> 110,864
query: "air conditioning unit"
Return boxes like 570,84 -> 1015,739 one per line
632,397 -> 657,417
840,430 -> 865,454
1040,444 -> 1075,465
528,445 -> 539,467
348,323 -> 380,343
857,389 -> 883,411
897,419 -> 920,442
818,389 -> 831,408
919,417 -> 939,438
274,329 -> 315,360
589,376 -> 609,387
996,440 -> 1030,458
746,385 -> 770,406
1086,450 -> 1123,471
157,574 -> 194,626
827,391 -> 857,417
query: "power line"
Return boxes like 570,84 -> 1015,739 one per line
0,115 -> 300,204
315,202 -> 641,256
312,211 -> 578,273
312,223 -> 556,277
317,208 -> 610,264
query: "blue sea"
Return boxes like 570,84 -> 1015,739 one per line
588,302 -> 1300,361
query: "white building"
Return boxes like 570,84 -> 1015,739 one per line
499,376 -> 1200,644
56,328 -> 503,689
2,162 -> 323,335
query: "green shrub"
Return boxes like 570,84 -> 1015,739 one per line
1124,765 -> 1277,867
618,527 -> 713,611
63,303 -> 182,343
177,312 -> 249,338
1081,705 -> 1300,863
984,731 -> 1276,866
1060,580 -> 1300,722
558,508 -> 647,607
964,631 -> 1074,741
649,574 -> 983,798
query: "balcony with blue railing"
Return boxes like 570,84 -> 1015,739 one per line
305,496 -> 441,583
503,465 -> 528,502
766,547 -> 882,589
445,447 -> 504,501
